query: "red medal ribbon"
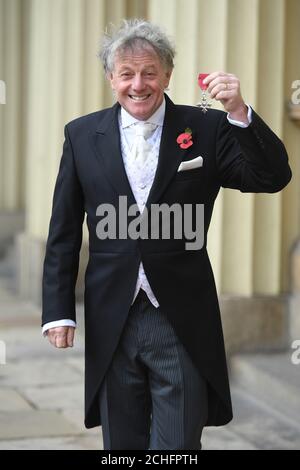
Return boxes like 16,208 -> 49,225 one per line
198,73 -> 209,91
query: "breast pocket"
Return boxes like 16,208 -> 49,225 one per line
174,166 -> 205,182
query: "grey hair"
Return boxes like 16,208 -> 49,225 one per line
99,19 -> 176,75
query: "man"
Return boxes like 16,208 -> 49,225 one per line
42,19 -> 292,450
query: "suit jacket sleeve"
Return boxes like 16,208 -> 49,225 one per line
215,109 -> 292,192
42,124 -> 85,326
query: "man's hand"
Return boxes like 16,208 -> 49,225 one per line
203,71 -> 248,124
47,326 -> 75,348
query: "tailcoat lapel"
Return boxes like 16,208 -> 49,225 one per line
92,102 -> 137,208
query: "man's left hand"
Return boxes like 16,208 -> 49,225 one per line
203,71 -> 249,124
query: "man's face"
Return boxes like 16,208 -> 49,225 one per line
109,47 -> 172,121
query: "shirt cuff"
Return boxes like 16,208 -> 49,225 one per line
227,104 -> 252,128
42,319 -> 77,336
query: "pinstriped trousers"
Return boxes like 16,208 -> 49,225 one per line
99,288 -> 208,450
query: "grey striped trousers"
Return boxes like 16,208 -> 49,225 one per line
99,289 -> 208,450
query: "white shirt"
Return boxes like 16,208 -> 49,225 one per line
42,100 -> 252,334
119,99 -> 166,308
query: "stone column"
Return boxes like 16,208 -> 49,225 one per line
284,0 -> 300,343
0,0 -> 24,253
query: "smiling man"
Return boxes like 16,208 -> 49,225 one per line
109,42 -> 172,120
42,19 -> 292,450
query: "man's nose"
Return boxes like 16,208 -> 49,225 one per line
132,74 -> 146,91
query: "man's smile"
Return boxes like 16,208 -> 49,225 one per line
129,94 -> 151,102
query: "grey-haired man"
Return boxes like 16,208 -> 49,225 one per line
42,19 -> 291,449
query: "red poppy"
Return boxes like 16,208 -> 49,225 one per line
177,131 -> 193,149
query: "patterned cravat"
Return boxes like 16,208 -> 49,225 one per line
131,122 -> 158,168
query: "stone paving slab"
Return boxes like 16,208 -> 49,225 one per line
0,359 -> 82,387
62,408 -> 99,435
0,435 -> 101,450
22,384 -> 84,411
202,427 -> 258,450
231,353 -> 300,422
0,326 -> 84,361
0,285 -> 17,302
0,410 -> 82,440
226,387 -> 300,450
0,295 -> 41,322
65,357 -> 85,374
0,304 -> 40,323
0,388 -> 33,412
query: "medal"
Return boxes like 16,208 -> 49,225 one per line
197,73 -> 212,113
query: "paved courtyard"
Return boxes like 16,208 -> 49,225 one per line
0,274 -> 299,450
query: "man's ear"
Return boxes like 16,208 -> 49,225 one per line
108,72 -> 115,90
164,69 -> 173,88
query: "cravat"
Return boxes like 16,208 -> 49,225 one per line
131,122 -> 158,168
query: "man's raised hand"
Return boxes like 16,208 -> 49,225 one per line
203,71 -> 249,124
